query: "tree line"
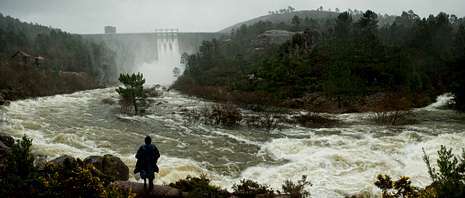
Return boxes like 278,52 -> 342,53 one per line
0,13 -> 117,83
174,10 -> 465,112
0,13 -> 118,101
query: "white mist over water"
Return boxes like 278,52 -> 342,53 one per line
136,38 -> 182,86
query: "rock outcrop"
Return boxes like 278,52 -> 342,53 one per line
84,154 -> 129,181
49,154 -> 129,181
0,95 -> 6,106
50,155 -> 77,165
0,133 -> 14,147
0,90 -> 11,106
112,181 -> 184,198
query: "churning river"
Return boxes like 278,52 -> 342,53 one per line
1,89 -> 464,197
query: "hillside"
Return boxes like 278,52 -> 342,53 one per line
220,10 -> 397,33
0,13 -> 117,103
177,10 -> 465,112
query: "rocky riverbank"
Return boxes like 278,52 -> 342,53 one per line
0,61 -> 117,107
0,133 -> 311,197
173,84 -> 434,113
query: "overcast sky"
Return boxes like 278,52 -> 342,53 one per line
1,0 -> 464,34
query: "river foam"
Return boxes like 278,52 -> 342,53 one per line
1,90 -> 464,197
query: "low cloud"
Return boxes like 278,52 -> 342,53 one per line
0,0 -> 463,34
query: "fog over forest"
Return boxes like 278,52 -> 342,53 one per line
0,0 -> 464,33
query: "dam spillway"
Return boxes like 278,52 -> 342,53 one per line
82,31 -> 224,85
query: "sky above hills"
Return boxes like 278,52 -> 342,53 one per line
0,0 -> 464,34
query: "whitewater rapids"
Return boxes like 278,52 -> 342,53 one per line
1,89 -> 464,197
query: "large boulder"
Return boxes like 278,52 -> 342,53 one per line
84,154 -> 129,181
50,155 -> 76,166
0,133 -> 14,147
112,181 -> 184,198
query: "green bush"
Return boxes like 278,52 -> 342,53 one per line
423,146 -> 465,198
281,175 -> 312,198
169,174 -> 229,198
0,135 -> 133,198
232,179 -> 274,198
374,175 -> 419,198
375,146 -> 465,198
0,135 -> 36,197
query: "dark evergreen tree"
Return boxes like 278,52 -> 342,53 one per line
116,73 -> 146,115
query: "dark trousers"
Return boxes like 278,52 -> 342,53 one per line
143,175 -> 154,191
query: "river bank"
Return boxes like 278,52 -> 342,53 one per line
0,62 -> 116,106
172,84 -> 436,113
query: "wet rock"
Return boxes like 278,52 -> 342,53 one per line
0,133 -> 15,147
50,155 -> 76,165
293,113 -> 339,128
34,154 -> 48,170
0,97 -> 9,106
112,181 -> 184,198
0,95 -> 4,105
84,154 -> 129,181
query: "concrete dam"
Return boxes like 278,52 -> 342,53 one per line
82,31 -> 224,85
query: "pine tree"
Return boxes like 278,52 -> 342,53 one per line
116,73 -> 146,115
291,15 -> 301,30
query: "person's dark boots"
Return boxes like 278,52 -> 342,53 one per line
144,179 -> 147,191
149,181 -> 154,191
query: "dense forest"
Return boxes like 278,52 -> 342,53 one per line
221,8 -> 397,33
0,13 -> 117,102
174,10 -> 465,112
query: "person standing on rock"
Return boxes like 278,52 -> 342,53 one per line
135,136 -> 160,191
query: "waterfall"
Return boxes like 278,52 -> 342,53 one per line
136,37 -> 182,86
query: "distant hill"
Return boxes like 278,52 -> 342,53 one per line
220,10 -> 397,33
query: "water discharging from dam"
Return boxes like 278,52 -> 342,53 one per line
136,37 -> 183,86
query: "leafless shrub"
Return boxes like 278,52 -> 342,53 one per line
244,112 -> 279,131
368,111 -> 416,125
144,86 -> 163,97
118,96 -> 134,114
185,103 -> 242,127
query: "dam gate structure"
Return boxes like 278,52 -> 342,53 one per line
82,28 -> 224,85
